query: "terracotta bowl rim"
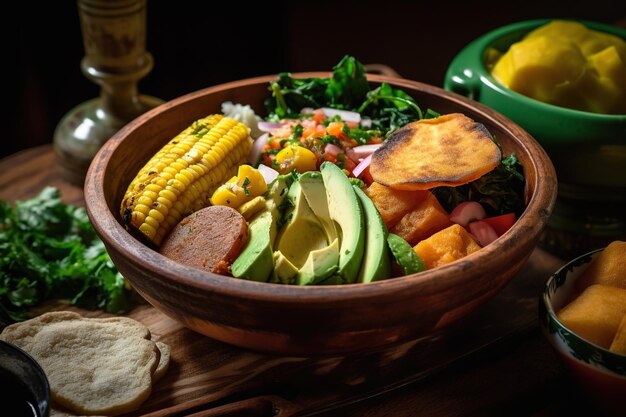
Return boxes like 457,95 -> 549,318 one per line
85,73 -> 556,304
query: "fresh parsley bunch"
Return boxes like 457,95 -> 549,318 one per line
0,187 -> 132,325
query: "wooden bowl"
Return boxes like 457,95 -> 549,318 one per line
84,74 -> 556,356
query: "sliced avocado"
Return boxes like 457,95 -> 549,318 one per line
231,210 -> 274,281
297,238 -> 339,285
272,251 -> 299,284
387,233 -> 426,276
231,175 -> 293,282
353,186 -> 390,283
320,162 -> 365,283
298,171 -> 338,242
274,180 -> 328,266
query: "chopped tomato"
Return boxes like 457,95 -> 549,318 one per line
482,213 -> 516,236
360,165 -> 374,185
313,108 -> 326,125
322,152 -> 338,164
326,122 -> 345,137
342,155 -> 356,173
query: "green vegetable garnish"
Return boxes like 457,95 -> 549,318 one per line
242,177 -> 251,196
0,187 -> 132,326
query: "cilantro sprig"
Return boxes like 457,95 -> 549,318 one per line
0,187 -> 132,326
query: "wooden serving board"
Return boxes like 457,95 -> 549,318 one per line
1,146 -> 566,416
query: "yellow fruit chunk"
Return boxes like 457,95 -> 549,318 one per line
491,36 -> 587,106
575,241 -> 626,292
579,47 -> 626,114
210,164 -> 267,209
557,285 -> 626,349
609,315 -> 626,355
413,224 -> 481,270
491,20 -> 626,114
275,145 -> 317,174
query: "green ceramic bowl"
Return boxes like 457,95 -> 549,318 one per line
540,248 -> 626,416
445,19 -> 626,257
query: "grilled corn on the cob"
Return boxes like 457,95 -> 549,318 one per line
120,114 -> 252,245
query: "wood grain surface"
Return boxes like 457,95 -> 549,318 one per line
0,146 -> 601,417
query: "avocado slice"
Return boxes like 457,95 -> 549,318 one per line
298,171 -> 338,242
231,175 -> 292,282
272,251 -> 299,284
297,238 -> 339,285
231,210 -> 274,281
320,162 -> 365,283
272,174 -> 341,286
387,233 -> 426,276
353,186 -> 391,283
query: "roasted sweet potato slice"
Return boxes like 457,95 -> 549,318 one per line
370,113 -> 501,190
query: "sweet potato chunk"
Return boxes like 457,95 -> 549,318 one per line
557,285 -> 626,349
610,315 -> 626,355
370,113 -> 501,190
391,191 -> 452,245
575,240 -> 626,292
365,182 -> 426,229
413,224 -> 481,269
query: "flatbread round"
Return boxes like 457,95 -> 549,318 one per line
370,113 -> 502,190
153,341 -> 171,383
0,312 -> 161,416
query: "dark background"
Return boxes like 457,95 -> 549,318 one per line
4,0 -> 625,160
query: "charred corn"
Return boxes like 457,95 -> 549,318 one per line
120,115 -> 252,245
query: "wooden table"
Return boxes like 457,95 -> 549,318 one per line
0,146 -> 604,416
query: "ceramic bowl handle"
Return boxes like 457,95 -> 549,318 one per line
444,66 -> 482,101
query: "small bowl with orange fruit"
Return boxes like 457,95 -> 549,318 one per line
540,240 -> 626,416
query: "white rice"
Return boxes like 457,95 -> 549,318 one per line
221,101 -> 263,138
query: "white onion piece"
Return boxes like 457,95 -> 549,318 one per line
321,107 -> 361,124
350,144 -> 382,159
324,143 -> 344,156
257,164 -> 279,185
361,118 -> 372,127
248,133 -> 269,165
352,154 -> 372,178
469,221 -> 499,247
449,201 -> 487,226
300,107 -> 315,114
258,121 -> 285,132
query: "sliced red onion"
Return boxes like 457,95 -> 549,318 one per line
361,118 -> 372,128
449,201 -> 487,226
321,107 -> 361,124
248,133 -> 269,165
352,154 -> 372,178
346,148 -> 359,163
350,144 -> 382,159
257,163 -> 279,184
324,143 -> 344,156
468,220 -> 499,247
258,121 -> 285,132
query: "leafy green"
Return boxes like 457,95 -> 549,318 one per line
266,73 -> 329,120
0,187 -> 132,326
265,55 -> 433,135
325,55 -> 370,110
432,153 -> 525,217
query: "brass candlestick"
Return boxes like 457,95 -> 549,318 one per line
54,0 -> 163,185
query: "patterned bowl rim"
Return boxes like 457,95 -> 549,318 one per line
541,247 -> 626,376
